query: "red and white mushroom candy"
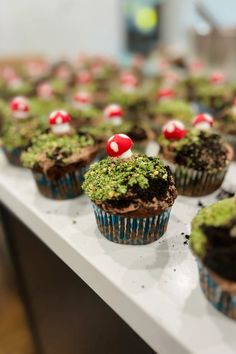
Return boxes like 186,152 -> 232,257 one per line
37,82 -> 53,99
209,71 -> 225,85
192,113 -> 214,130
120,72 -> 138,92
162,120 -> 187,140
49,110 -> 71,135
73,91 -> 92,110
156,87 -> 175,101
106,134 -> 134,159
10,96 -> 30,119
104,104 -> 123,125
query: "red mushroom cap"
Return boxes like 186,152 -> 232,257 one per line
120,72 -> 138,87
49,110 -> 71,125
162,120 -> 187,140
74,91 -> 91,104
77,70 -> 92,85
156,87 -> 175,100
37,82 -> 53,98
104,104 -> 123,119
209,71 -> 225,85
106,134 -> 133,157
192,113 -> 214,127
10,96 -> 29,113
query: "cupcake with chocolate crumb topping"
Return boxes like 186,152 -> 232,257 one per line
21,110 -> 98,199
159,121 -> 230,196
82,134 -> 177,245
190,197 -> 236,320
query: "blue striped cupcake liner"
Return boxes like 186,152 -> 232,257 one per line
198,261 -> 236,320
33,166 -> 88,200
92,204 -> 172,245
3,146 -> 24,167
170,164 -> 228,197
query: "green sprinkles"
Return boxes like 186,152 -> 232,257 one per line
190,198 -> 236,257
21,132 -> 94,168
82,154 -> 168,202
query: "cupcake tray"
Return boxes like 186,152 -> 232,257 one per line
0,151 -> 235,354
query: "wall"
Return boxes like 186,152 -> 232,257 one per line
0,0 -> 124,59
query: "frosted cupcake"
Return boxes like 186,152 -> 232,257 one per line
21,110 -> 98,200
190,197 -> 236,320
159,118 -> 231,196
1,96 -> 44,166
82,134 -> 177,245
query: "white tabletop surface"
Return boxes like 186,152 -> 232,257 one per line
0,152 -> 235,354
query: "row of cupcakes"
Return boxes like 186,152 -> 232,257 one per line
1,95 -> 235,322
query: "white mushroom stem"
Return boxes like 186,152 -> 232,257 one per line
109,116 -> 122,126
119,149 -> 133,159
13,111 -> 29,119
195,122 -> 211,130
73,102 -> 91,111
51,123 -> 70,135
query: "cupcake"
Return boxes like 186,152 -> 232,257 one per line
21,110 -> 98,200
68,91 -> 101,128
217,101 -> 236,161
109,72 -> 149,121
196,73 -> 233,117
82,134 -> 177,244
159,119 -> 230,196
1,96 -> 44,166
84,104 -> 155,157
151,99 -> 193,133
190,197 -> 236,320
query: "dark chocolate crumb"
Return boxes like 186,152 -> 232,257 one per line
185,235 -> 190,240
72,220 -> 77,224
216,189 -> 234,201
198,201 -> 205,208
183,241 -> 188,245
181,232 -> 185,235
173,269 -> 176,272
141,285 -> 145,289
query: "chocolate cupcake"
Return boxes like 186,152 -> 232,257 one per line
84,104 -> 155,157
190,197 -> 236,320
1,96 -> 45,166
151,99 -> 193,133
68,91 -> 101,128
21,110 -> 98,200
159,120 -> 230,196
82,134 -> 177,245
217,102 -> 236,161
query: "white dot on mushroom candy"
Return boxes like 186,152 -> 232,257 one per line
110,142 -> 119,152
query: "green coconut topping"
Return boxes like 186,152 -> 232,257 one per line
82,155 -> 168,202
68,106 -> 100,121
1,117 -> 45,149
21,132 -> 95,168
153,99 -> 193,123
7,81 -> 33,96
190,198 -> 236,257
109,89 -> 146,107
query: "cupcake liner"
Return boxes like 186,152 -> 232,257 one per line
169,163 -> 228,197
3,147 -> 24,167
92,204 -> 172,245
33,166 -> 88,200
225,134 -> 236,161
198,261 -> 236,320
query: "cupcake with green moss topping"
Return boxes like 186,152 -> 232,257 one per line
151,99 -> 193,133
159,120 -> 230,196
83,104 -> 155,157
190,197 -> 236,320
196,75 -> 233,117
67,91 -> 101,128
82,134 -> 177,245
1,96 -> 45,166
21,110 -> 98,200
3,75 -> 34,99
109,72 -> 150,121
217,101 -> 236,161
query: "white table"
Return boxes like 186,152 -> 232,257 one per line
0,152 -> 235,354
